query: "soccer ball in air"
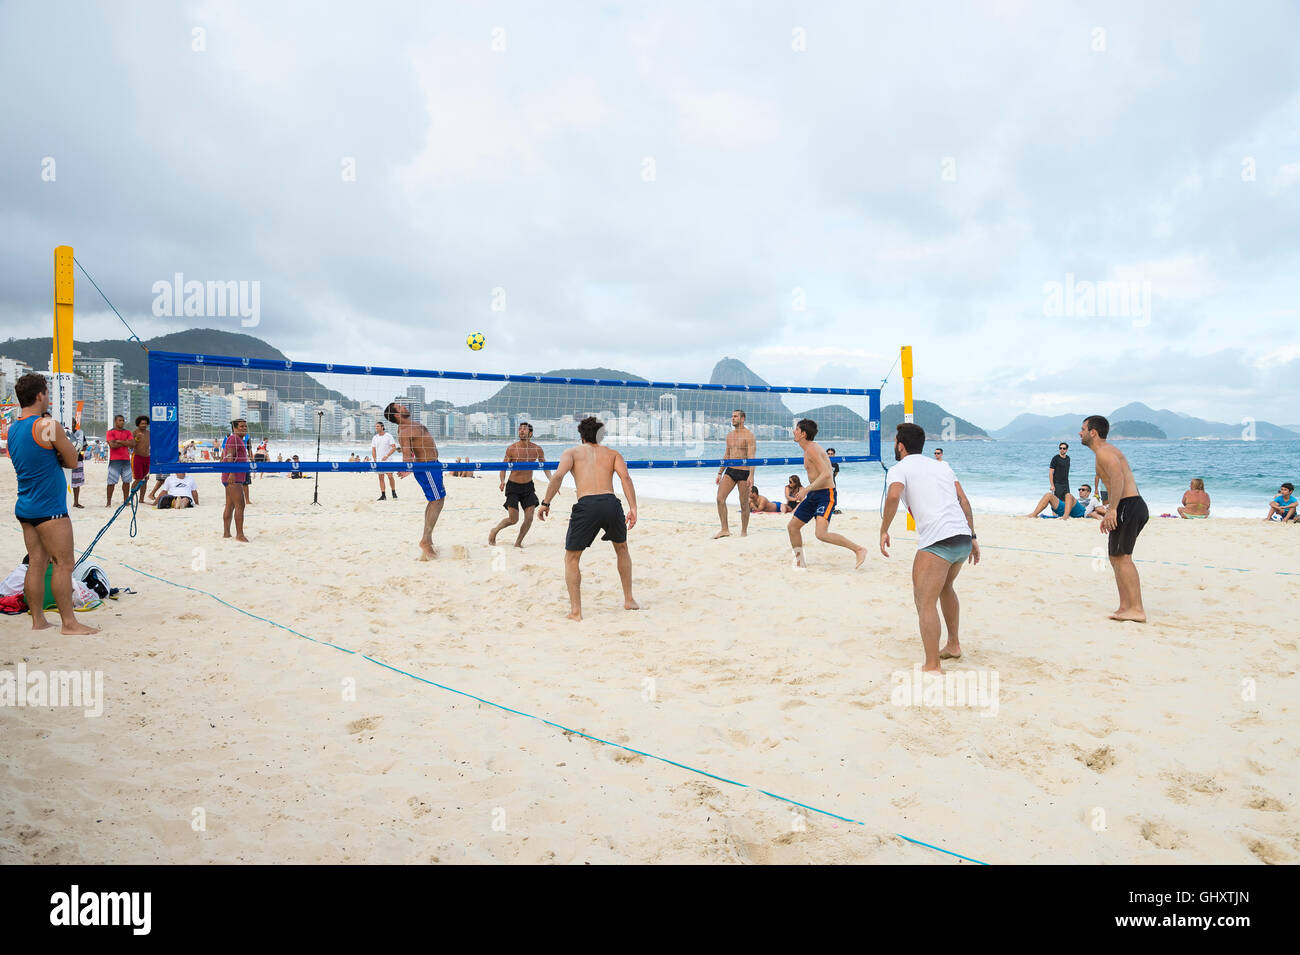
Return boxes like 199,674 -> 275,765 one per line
467,332 -> 486,351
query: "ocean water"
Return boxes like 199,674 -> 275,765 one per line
237,438 -> 1299,519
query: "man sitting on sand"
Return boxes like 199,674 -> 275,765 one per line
788,418 -> 867,569
879,422 -> 978,672
749,485 -> 783,513
156,471 -> 199,509
7,373 -> 99,635
1267,482 -> 1297,522
1081,484 -> 1107,519
537,416 -> 639,621
386,401 -> 445,560
1025,488 -> 1084,520
1178,478 -> 1210,519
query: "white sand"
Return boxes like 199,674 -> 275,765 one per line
1,462 -> 1296,864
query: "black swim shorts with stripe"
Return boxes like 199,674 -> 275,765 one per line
1107,495 -> 1149,557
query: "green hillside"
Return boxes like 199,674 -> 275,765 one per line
882,400 -> 988,438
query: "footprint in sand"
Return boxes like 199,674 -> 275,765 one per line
346,716 -> 382,734
1139,820 -> 1187,850
1247,839 -> 1287,864
1080,745 -> 1116,773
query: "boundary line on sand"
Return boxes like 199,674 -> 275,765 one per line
118,560 -> 990,865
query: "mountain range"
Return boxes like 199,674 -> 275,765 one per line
4,330 -> 1293,440
991,402 -> 1298,441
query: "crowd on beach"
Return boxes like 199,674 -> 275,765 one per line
1017,441 -> 1296,523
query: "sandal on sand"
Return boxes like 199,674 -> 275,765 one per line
939,650 -> 961,660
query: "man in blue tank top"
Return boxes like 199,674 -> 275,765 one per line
8,373 -> 100,634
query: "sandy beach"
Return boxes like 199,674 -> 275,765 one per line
1,461 -> 1296,864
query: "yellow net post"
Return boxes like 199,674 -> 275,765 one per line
52,245 -> 75,428
901,345 -> 915,531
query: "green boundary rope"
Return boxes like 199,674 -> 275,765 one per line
118,560 -> 989,865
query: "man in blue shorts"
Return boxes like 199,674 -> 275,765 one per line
787,419 -> 867,569
880,422 -> 978,671
1025,488 -> 1085,519
8,373 -> 100,634
386,400 -> 445,560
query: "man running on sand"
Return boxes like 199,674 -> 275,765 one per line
386,401 -> 444,560
879,423 -> 979,672
788,418 -> 867,569
490,422 -> 552,548
1081,414 -> 1148,622
7,373 -> 100,634
538,416 -> 638,621
714,409 -> 755,539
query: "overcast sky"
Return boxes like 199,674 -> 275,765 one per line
2,1 -> 1298,429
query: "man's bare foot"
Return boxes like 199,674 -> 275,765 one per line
31,618 -> 55,631
939,646 -> 961,660
740,531 -> 747,538
1109,610 -> 1147,622
922,664 -> 942,674
417,543 -> 438,561
487,529 -> 498,546
235,534 -> 250,543
713,530 -> 730,539
62,621 -> 101,635
566,609 -> 582,621
624,598 -> 640,610
223,532 -> 232,539
73,503 -> 84,509
514,542 -> 524,549
793,551 -> 807,568
854,547 -> 868,569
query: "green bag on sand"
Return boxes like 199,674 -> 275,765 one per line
41,563 -> 101,612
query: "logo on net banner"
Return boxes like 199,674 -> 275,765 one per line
150,405 -> 177,423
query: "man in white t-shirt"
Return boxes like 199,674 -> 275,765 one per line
157,472 -> 199,509
372,422 -> 400,501
880,423 -> 979,672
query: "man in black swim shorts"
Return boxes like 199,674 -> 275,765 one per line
714,409 -> 756,539
489,422 -> 552,548
538,417 -> 640,621
1082,414 -> 1149,623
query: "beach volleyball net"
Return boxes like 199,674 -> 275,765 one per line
147,350 -> 880,475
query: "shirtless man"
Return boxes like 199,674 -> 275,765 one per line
490,422 -> 553,548
749,486 -> 783,513
386,401 -> 444,560
788,418 -> 867,569
537,416 -> 638,620
130,415 -> 152,500
714,409 -> 755,539
1081,415 -> 1148,622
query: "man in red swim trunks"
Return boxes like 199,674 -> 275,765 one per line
130,415 -> 152,500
